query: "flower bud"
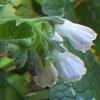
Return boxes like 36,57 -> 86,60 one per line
34,63 -> 58,88
55,19 -> 97,52
51,32 -> 63,42
52,50 -> 86,82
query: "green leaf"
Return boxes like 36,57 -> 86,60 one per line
42,0 -> 76,20
7,43 -> 21,58
0,78 -> 24,100
0,56 -> 13,68
10,0 -> 23,7
15,50 -> 28,69
0,3 -> 16,18
35,0 -> 46,5
63,0 -> 76,21
7,73 -> 30,96
0,20 -> 32,40
42,0 -> 64,16
83,51 -> 100,100
0,42 -> 7,56
12,38 -> 33,47
16,0 -> 38,18
49,77 -> 95,100
24,89 -> 49,100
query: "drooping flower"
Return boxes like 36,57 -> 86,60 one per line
52,49 -> 86,82
55,19 -> 97,52
34,62 -> 58,88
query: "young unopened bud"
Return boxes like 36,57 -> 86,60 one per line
34,63 -> 58,88
52,50 -> 86,82
51,32 -> 63,42
55,19 -> 97,52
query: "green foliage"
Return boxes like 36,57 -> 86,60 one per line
42,0 -> 65,16
7,73 -> 30,96
0,78 -> 24,100
0,56 -> 13,68
0,20 -> 32,40
0,0 -> 100,100
42,0 -> 76,20
24,90 -> 49,100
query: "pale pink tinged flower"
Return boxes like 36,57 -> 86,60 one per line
55,19 -> 97,52
52,50 -> 86,82
34,63 -> 58,88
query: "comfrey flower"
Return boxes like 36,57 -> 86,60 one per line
55,19 -> 97,52
52,50 -> 86,82
34,62 -> 58,88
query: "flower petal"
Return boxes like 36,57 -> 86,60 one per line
52,50 -> 86,82
55,19 -> 97,52
34,63 -> 58,88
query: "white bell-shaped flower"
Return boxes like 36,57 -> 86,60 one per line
52,50 -> 86,82
55,19 -> 97,52
34,62 -> 58,88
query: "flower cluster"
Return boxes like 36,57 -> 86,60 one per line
34,18 -> 97,88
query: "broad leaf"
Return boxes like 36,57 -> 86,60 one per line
0,78 -> 24,100
0,20 -> 32,40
